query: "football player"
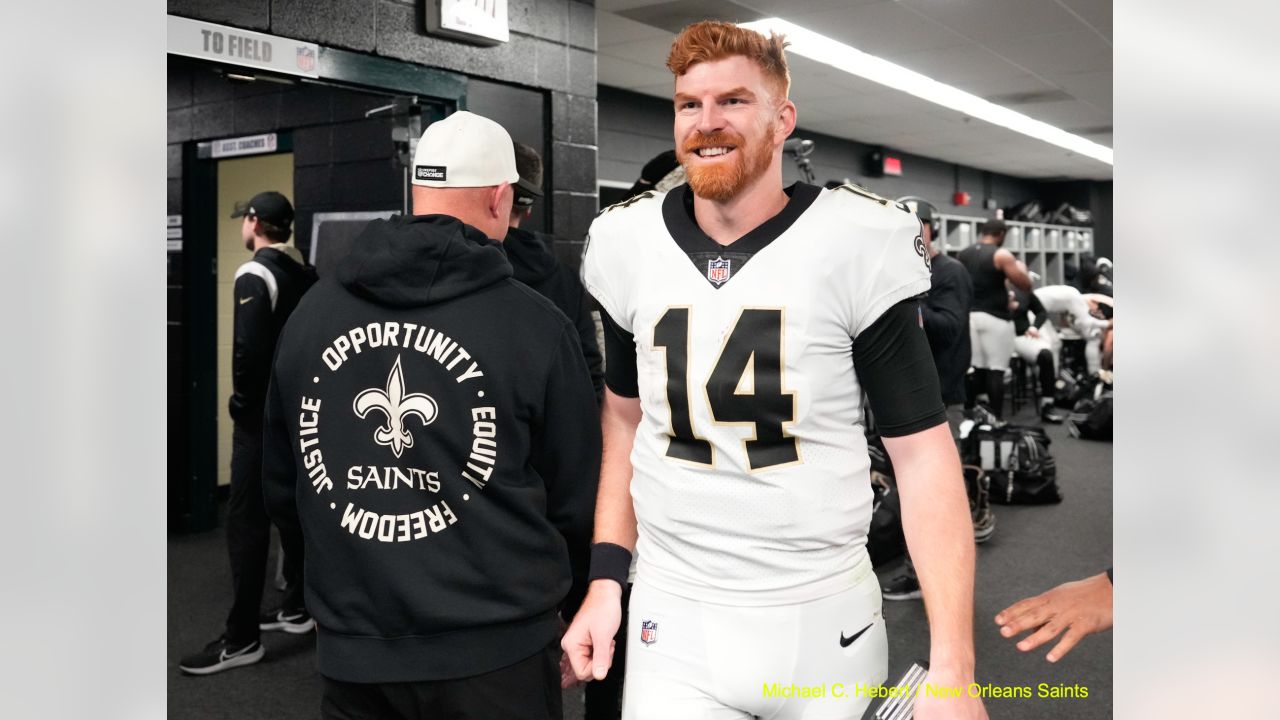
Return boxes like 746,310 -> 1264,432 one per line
562,21 -> 986,720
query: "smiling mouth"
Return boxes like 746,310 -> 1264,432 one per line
693,146 -> 735,158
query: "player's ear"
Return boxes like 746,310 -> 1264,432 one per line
776,98 -> 797,143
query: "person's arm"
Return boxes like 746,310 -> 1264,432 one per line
562,309 -> 641,682
1021,289 -> 1048,337
530,326 -> 602,620
995,570 -> 1113,662
854,300 -> 985,719
922,271 -> 966,350
995,248 -> 1033,291
229,271 -> 275,425
884,425 -> 982,716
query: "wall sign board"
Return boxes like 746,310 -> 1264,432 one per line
168,15 -> 320,79
208,133 -> 279,159
426,0 -> 509,46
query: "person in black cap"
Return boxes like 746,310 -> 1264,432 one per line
505,142 -> 604,401
180,191 -> 318,675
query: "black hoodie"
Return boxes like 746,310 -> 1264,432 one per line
503,226 -> 604,402
228,244 -> 317,428
261,214 -> 601,683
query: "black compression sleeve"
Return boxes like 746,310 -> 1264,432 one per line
599,306 -> 640,398
853,299 -> 947,437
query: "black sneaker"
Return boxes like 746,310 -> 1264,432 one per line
1040,405 -> 1065,424
178,637 -> 264,675
881,571 -> 922,601
259,608 -> 315,634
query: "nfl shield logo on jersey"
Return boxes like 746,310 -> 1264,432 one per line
640,620 -> 658,646
707,257 -> 731,285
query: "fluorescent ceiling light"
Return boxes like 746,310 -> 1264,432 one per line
739,18 -> 1113,165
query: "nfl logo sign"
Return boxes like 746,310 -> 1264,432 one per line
640,620 -> 658,646
707,257 -> 731,285
296,46 -> 316,72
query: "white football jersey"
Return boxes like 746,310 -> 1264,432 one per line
582,184 -> 932,605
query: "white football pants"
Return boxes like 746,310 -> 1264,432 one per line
622,566 -> 887,720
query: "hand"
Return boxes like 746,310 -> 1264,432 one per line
555,615 -> 581,690
561,580 -> 623,682
1025,327 -> 1041,339
995,572 -> 1113,662
914,666 -> 988,720
559,651 -> 581,690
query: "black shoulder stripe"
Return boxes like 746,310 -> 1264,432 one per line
833,183 -> 913,215
599,190 -> 655,216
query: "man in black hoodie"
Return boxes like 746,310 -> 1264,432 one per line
505,142 -> 604,402
261,111 -> 601,720
180,191 -> 317,675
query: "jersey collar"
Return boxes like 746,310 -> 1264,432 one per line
662,182 -> 821,289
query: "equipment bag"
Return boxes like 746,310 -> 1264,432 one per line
962,424 -> 1062,505
1069,392 -> 1113,441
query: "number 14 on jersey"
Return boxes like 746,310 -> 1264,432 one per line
653,307 -> 800,471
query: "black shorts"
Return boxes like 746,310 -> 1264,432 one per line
320,643 -> 562,720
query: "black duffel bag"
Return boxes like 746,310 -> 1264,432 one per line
962,423 -> 1062,505
1069,392 -> 1113,441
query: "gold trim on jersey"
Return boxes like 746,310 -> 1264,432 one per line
653,304 -> 717,469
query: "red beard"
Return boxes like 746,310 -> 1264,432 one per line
678,126 -> 775,202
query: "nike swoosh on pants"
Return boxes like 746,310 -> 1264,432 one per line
839,623 -> 873,647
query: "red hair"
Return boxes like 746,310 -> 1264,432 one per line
667,21 -> 790,100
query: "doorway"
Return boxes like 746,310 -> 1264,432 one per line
215,153 -> 294,489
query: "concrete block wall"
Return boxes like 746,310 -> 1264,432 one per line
169,0 -> 599,267
167,58 -> 404,256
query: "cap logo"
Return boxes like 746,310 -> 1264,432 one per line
415,165 -> 447,181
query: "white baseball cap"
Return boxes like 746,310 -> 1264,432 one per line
411,111 -> 519,188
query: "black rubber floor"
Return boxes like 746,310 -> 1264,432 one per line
168,404 -> 1111,720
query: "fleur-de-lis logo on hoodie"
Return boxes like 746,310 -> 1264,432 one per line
353,354 -> 439,458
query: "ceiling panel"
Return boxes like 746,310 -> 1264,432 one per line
1011,99 -> 1112,129
886,43 -> 1029,84
595,0 -> 1113,180
789,2 -> 971,56
1048,70 -> 1112,111
982,31 -> 1112,78
896,0 -> 1083,43
1055,0 -> 1112,40
736,0 -> 885,17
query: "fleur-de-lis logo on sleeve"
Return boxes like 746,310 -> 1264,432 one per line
353,355 -> 439,458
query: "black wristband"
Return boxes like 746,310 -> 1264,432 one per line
588,542 -> 632,589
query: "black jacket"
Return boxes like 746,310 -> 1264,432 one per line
923,253 -> 973,406
504,226 -> 604,402
228,245 -> 316,428
261,214 -> 601,683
